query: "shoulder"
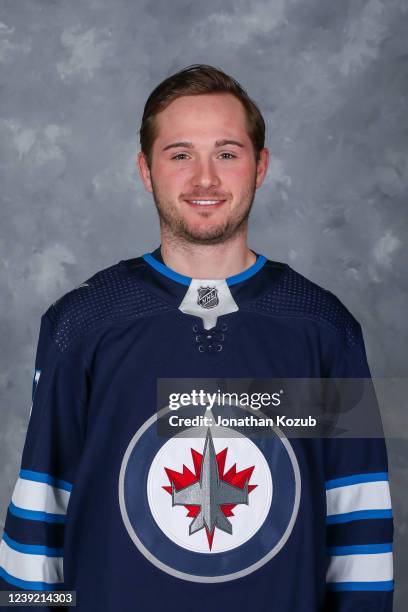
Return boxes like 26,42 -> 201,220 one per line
43,258 -> 172,352
249,260 -> 363,350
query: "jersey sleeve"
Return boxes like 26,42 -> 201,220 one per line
323,318 -> 394,611
0,310 -> 88,595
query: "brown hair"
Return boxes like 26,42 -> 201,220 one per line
139,64 -> 266,169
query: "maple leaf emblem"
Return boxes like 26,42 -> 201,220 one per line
162,429 -> 257,550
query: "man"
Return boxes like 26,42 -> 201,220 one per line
0,64 -> 393,610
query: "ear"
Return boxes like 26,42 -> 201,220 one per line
137,151 -> 153,193
255,147 -> 269,189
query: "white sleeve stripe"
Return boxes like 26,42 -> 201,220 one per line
326,480 -> 391,517
0,539 -> 63,584
11,477 -> 70,515
326,551 -> 393,583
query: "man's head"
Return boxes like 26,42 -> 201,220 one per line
137,64 -> 269,245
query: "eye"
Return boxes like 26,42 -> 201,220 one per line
171,153 -> 189,160
170,152 -> 237,161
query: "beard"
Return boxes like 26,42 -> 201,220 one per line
150,176 -> 257,246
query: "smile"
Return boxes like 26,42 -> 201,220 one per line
184,199 -> 226,207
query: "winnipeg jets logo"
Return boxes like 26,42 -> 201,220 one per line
163,429 -> 256,549
197,286 -> 219,309
29,369 -> 42,418
32,369 -> 41,401
118,406 -> 300,582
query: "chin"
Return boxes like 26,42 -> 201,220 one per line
181,225 -> 231,244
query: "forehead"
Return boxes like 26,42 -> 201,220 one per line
153,93 -> 249,143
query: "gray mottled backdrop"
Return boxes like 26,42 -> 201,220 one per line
1,0 -> 407,607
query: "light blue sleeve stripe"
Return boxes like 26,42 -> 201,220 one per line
0,566 -> 62,591
325,472 -> 388,490
20,469 -> 73,492
2,533 -> 64,557
327,543 -> 393,556
327,580 -> 394,592
8,502 -> 67,524
326,509 -> 393,524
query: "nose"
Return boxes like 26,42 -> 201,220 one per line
191,157 -> 221,190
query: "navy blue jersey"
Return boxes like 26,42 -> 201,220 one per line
0,248 -> 394,611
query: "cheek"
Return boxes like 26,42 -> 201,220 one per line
155,162 -> 192,186
221,163 -> 255,188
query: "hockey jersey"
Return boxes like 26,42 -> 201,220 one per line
0,247 -> 394,611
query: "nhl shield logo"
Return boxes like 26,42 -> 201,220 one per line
118,404 -> 301,583
197,286 -> 219,309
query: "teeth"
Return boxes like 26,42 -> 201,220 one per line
190,200 -> 222,205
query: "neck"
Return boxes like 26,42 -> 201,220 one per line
159,228 -> 256,280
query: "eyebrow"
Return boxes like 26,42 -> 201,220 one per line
162,139 -> 245,151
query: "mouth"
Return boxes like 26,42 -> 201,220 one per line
184,199 -> 226,208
